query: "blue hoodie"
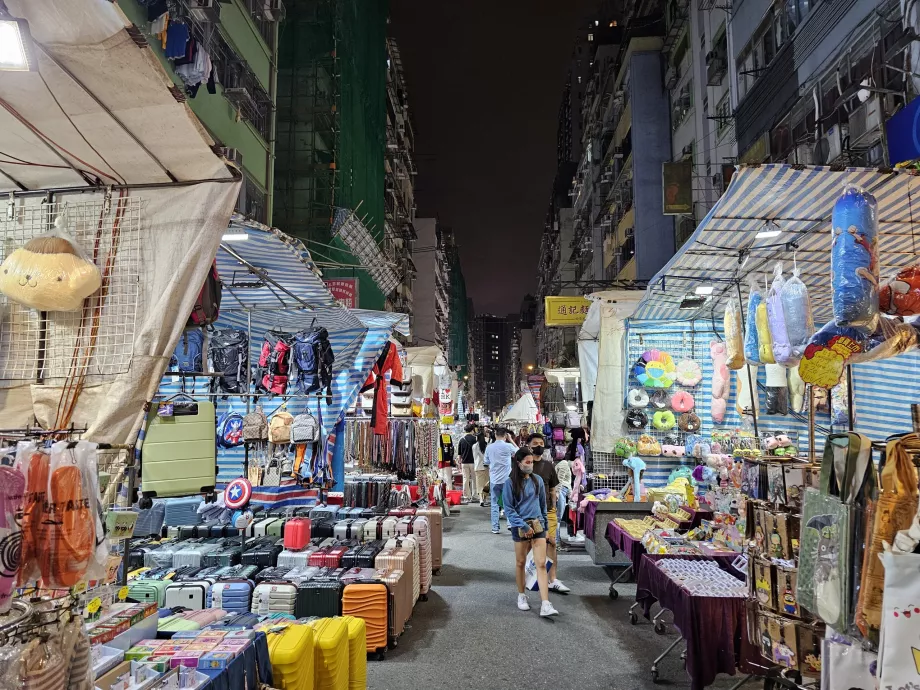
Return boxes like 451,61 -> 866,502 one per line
502,474 -> 548,531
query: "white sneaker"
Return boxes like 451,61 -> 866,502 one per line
500,509 -> 506,518
549,579 -> 571,594
517,594 -> 531,611
540,600 -> 559,617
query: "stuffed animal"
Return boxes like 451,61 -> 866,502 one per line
787,366 -> 806,413
710,340 -> 730,423
623,456 -> 647,501
831,186 -> 879,333
735,364 -> 759,418
723,303 -> 745,369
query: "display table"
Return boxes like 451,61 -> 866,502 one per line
200,632 -> 272,690
676,506 -> 712,530
605,519 -> 646,573
635,554 -> 750,690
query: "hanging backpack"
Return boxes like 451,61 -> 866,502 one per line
170,329 -> 204,374
292,327 -> 335,396
543,421 -> 553,436
291,412 -> 319,444
256,331 -> 292,396
269,411 -> 294,444
242,406 -> 269,442
216,410 -> 245,449
209,328 -> 249,396
187,260 -> 222,328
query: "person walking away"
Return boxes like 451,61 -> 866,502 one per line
457,424 -> 478,504
554,450 -> 573,548
528,434 -> 570,594
473,427 -> 491,507
503,448 -> 559,617
484,427 -> 518,534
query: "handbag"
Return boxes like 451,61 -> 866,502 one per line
796,432 -> 875,630
243,406 -> 269,442
856,434 -> 919,637
878,551 -> 920,687
262,458 -> 281,487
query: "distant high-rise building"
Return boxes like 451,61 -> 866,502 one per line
471,314 -> 515,415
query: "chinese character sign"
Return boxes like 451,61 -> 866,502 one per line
544,296 -> 592,327
324,278 -> 359,308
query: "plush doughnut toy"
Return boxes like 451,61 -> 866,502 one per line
661,445 -> 684,457
637,434 -> 661,456
663,432 -> 681,446
627,388 -> 649,408
625,409 -> 648,429
675,359 -> 703,386
615,437 -> 638,458
649,390 -> 669,409
652,410 -> 676,431
678,412 -> 701,432
670,390 -> 695,413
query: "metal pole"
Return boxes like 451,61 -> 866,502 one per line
808,386 -> 816,462
244,309 -> 252,480
734,281 -> 759,438
846,365 -> 855,432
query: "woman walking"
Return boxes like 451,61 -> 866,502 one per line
473,426 -> 491,507
502,447 -> 559,617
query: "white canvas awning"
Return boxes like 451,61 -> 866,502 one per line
577,290 -> 644,402
501,390 -> 539,423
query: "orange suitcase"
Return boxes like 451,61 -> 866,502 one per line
341,582 -> 389,656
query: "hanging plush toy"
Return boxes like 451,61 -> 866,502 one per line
880,265 -> 920,315
765,363 -> 789,415
735,364 -> 759,419
767,263 -> 795,365
0,231 -> 101,311
745,277 -> 763,365
755,275 -> 776,364
710,340 -> 730,423
831,186 -> 880,333
787,365 -> 806,413
781,261 -> 815,358
723,302 -> 744,369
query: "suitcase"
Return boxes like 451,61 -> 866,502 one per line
162,496 -> 204,526
209,581 -> 253,613
165,581 -> 210,610
311,520 -> 334,540
278,547 -> 317,569
267,519 -> 287,538
294,581 -> 343,618
397,517 -> 432,595
205,612 -> 260,630
250,518 -> 279,537
359,509 -> 376,519
256,566 -> 294,583
347,519 -> 368,540
341,616 -> 368,690
284,566 -> 319,584
265,623 -> 315,690
383,537 -> 420,604
157,615 -> 202,635
252,583 -> 298,616
220,564 -> 260,580
380,517 -> 399,539
388,508 -> 415,517
173,542 -> 222,568
142,401 -> 216,498
357,541 -> 384,569
323,546 -> 348,568
415,507 -> 443,572
375,568 -> 411,641
128,580 -> 169,607
242,538 -> 284,567
339,568 -> 377,583
308,617 -> 350,689
309,505 -> 340,522
283,518 -> 312,550
308,548 -> 329,568
341,582 -> 389,654
202,544 -> 242,568
181,608 -> 227,627
333,520 -> 353,541
362,518 -> 382,543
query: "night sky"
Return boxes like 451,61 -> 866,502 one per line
390,1 -> 594,316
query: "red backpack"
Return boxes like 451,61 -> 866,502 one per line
187,260 -> 221,327
257,331 -> 292,395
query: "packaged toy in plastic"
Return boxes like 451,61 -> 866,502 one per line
764,364 -> 789,415
781,261 -> 815,358
766,263 -> 795,365
880,264 -> 920,316
0,230 -> 102,311
723,302 -> 744,369
849,314 -> 920,364
744,278 -> 763,364
755,277 -> 776,364
831,186 -> 879,333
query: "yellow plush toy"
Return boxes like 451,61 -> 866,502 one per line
0,234 -> 101,311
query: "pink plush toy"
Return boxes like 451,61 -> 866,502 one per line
710,340 -> 730,423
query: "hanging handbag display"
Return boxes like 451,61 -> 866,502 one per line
796,432 -> 875,631
856,434 -> 919,637
262,457 -> 282,487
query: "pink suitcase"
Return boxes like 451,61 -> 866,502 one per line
384,537 -> 420,603
283,518 -> 312,550
397,517 -> 432,595
181,608 -> 227,627
415,508 -> 443,573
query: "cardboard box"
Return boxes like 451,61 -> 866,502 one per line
170,651 -> 205,668
198,651 -> 236,670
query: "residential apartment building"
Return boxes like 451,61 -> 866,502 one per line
411,218 -> 451,355
471,315 -> 514,416
118,0 -> 280,223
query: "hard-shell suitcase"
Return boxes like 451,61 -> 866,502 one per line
283,518 -> 312,550
397,517 -> 432,595
220,564 -> 260,580
205,612 -> 260,630
162,496 -> 203,526
294,581 -> 343,618
383,537 -> 420,604
308,617 -> 350,689
252,583 -> 298,616
359,509 -> 376,519
173,541 -> 221,568
362,518 -> 383,543
165,581 -> 210,610
278,547 -> 317,570
209,581 -> 254,613
308,548 -> 329,568
313,567 -> 345,582
415,507 -> 443,572
341,616 -> 367,690
256,566 -> 293,583
357,541 -> 384,569
347,519 -> 367,540
157,615 -> 202,636
333,520 -> 353,541
375,568 -> 411,641
380,517 -> 399,540
128,580 -> 169,606
312,519 -> 334,540
388,508 -> 415,517
142,401 -> 216,498
202,544 -> 242,568
341,582 -> 389,654
181,608 -> 227,627
309,505 -> 340,522
250,518 -> 279,537
267,519 -> 287,538
323,546 -> 348,568
242,538 -> 284,567
265,623 -> 315,690
339,568 -> 377,583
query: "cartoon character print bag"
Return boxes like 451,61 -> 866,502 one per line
878,551 -> 920,688
796,432 -> 874,630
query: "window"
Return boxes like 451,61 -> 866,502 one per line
672,30 -> 690,73
715,93 -> 731,138
588,33 -> 594,41
671,82 -> 693,132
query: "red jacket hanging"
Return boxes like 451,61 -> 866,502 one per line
361,341 -> 404,435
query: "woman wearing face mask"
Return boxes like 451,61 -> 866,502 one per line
502,447 -> 559,617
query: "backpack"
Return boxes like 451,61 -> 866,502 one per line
566,411 -> 582,428
269,412 -> 294,444
291,412 -> 319,444
187,260 -> 222,327
292,328 -> 335,395
242,406 -> 269,442
543,421 -> 553,436
209,328 -> 249,396
217,411 -> 245,448
256,331 -> 292,396
551,411 -> 566,427
171,329 -> 203,373
552,427 -> 565,442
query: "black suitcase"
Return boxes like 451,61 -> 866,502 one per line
340,545 -> 363,570
202,544 -> 242,568
241,538 -> 283,567
312,519 -> 334,539
294,580 -> 343,618
179,526 -> 198,540
256,566 -> 294,583
357,540 -> 384,568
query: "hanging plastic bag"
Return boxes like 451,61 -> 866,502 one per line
767,263 -> 795,364
75,441 -> 109,582
878,551 -> 920,687
781,261 -> 815,359
744,278 -> 763,364
755,276 -> 775,363
723,302 -> 744,369
831,186 -> 880,333
18,444 -> 47,586
0,462 -> 24,613
849,315 -> 920,364
799,320 -> 866,388
764,364 -> 789,416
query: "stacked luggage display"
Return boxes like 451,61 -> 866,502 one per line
265,622 -> 315,690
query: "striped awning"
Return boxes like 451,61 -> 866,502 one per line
632,165 -> 920,323
352,309 -> 411,337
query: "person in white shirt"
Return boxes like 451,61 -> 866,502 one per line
484,427 -> 518,534
472,427 -> 491,507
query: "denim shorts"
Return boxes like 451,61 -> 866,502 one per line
511,525 -> 547,542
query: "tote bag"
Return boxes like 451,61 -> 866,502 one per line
878,551 -> 920,687
797,432 -> 874,630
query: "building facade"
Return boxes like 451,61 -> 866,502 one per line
471,315 -> 513,416
411,218 -> 451,355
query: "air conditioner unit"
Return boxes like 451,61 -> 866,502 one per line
223,87 -> 252,106
219,147 -> 243,167
705,49 -> 727,85
189,0 -> 220,21
711,172 -> 722,189
787,143 -> 813,165
848,96 -> 881,146
664,65 -> 678,89
814,125 -> 843,164
261,0 -> 285,22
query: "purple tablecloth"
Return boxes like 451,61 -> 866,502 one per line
635,553 -> 748,690
605,520 -> 646,572
584,501 -> 599,540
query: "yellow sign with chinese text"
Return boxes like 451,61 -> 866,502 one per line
544,296 -> 592,327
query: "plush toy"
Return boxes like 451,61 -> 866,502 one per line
675,358 -> 703,386
710,340 -> 730,423
628,388 -> 650,408
652,410 -> 676,431
755,281 -> 776,364
0,232 -> 101,311
723,303 -> 745,369
831,186 -> 879,333
661,445 -> 684,457
637,434 -> 661,456
745,277 -> 763,364
880,265 -> 920,315
670,390 -> 695,412
787,366 -> 806,413
765,363 -> 789,416
782,262 -> 815,357
735,364 -> 759,418
623,456 -> 647,501
767,263 -> 796,365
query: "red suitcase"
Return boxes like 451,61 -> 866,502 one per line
283,518 -> 312,551
308,547 -> 329,567
323,546 -> 348,568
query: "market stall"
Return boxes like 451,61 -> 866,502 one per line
590,164 -> 920,688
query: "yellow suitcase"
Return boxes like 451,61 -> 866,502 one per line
266,623 -> 315,690
308,617 -> 350,690
340,616 -> 367,690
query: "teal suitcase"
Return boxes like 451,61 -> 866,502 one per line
142,400 -> 216,498
128,579 -> 169,607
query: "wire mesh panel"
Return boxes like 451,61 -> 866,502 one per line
0,197 -> 142,387
591,450 -> 630,491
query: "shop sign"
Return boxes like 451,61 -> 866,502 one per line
662,161 -> 693,215
324,278 -> 359,308
740,133 -> 771,165
886,96 -> 920,165
544,296 -> 591,327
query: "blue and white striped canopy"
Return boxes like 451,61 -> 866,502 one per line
633,164 -> 920,323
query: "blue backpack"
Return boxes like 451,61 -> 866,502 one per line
171,329 -> 204,373
217,410 -> 245,449
292,327 -> 334,395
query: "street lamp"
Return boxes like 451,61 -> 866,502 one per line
0,5 -> 36,72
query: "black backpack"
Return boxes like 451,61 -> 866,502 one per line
209,328 -> 249,396
292,327 -> 334,399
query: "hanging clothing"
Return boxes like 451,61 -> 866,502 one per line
164,22 -> 190,59
361,341 -> 404,435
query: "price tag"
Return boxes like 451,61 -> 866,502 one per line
158,402 -> 174,417
105,510 -> 138,540
71,581 -> 88,596
86,597 -> 102,615
118,586 -> 129,601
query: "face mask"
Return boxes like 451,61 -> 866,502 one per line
532,446 -> 544,454
519,464 -> 534,474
